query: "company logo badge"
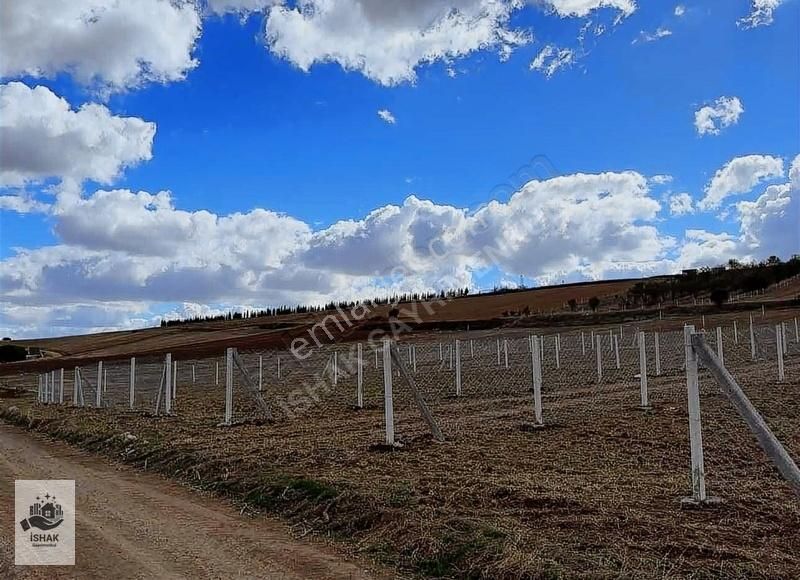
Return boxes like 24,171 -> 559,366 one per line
15,480 -> 75,566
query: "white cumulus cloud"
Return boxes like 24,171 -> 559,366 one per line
700,154 -> 784,211
542,0 -> 637,18
530,45 -> 576,77
377,109 -> 396,124
669,192 -> 694,216
0,0 -> 202,92
0,82 -> 155,187
694,96 -> 744,136
263,0 -> 532,86
738,0 -> 786,29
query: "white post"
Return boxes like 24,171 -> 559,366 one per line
412,345 -> 417,373
334,351 -> 339,385
73,367 -> 80,406
356,343 -> 364,408
448,344 -> 453,370
733,320 -> 739,344
639,331 -> 649,408
37,375 -> 42,403
655,332 -> 661,376
777,325 -> 785,382
750,314 -> 756,360
782,323 -> 788,355
608,329 -> 613,352
224,348 -> 232,425
382,339 -> 395,446
496,339 -> 501,366
215,361 -> 219,386
129,357 -> 136,409
581,331 -> 586,356
439,342 -> 443,361
795,318 -> 799,342
104,369 -> 107,395
192,364 -> 196,385
375,347 -> 379,368
596,336 -> 603,383
172,361 -> 177,401
531,335 -> 543,426
702,315 -> 705,329
716,327 -> 724,366
165,354 -> 172,415
591,330 -> 595,350
258,355 -> 263,392
58,369 -> 64,404
762,304 -> 766,318
470,339 -> 474,358
555,334 -> 560,369
455,340 -> 462,396
613,335 -> 620,369
277,356 -> 282,379
96,361 -> 103,407
684,325 -> 707,502
503,339 -> 509,369
619,324 -> 624,339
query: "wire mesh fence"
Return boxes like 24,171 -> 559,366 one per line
15,314 -> 800,485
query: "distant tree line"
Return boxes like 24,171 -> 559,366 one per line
619,255 -> 799,309
160,287 -> 472,327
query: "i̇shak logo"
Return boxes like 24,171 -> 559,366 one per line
15,480 -> 75,566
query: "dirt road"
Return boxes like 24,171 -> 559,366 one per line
0,424 -> 382,579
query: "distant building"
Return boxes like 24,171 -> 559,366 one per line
682,269 -> 698,277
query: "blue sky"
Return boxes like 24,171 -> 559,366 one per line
0,0 -> 798,337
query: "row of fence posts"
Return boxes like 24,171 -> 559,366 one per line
34,316 -> 797,425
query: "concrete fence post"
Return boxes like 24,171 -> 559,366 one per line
356,343 -> 364,408
777,325 -> 785,382
639,331 -> 650,409
782,323 -> 788,355
531,335 -> 543,426
96,361 -> 103,408
277,356 -> 282,380
382,339 -> 395,446
73,367 -> 80,406
655,332 -> 661,376
581,331 -> 586,356
129,357 -> 136,409
215,361 -> 219,386
59,368 -> 64,404
596,336 -> 603,383
750,315 -> 756,360
496,339 -> 501,366
733,320 -> 739,344
591,330 -> 595,351
172,362 -> 177,401
223,348 -> 233,425
683,325 -> 708,504
455,339 -> 462,396
165,354 -> 172,415
503,339 -> 509,369
333,351 -> 338,385
794,318 -> 799,342
716,327 -> 724,366
192,364 -> 196,385
555,334 -> 561,369
613,335 -> 620,370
